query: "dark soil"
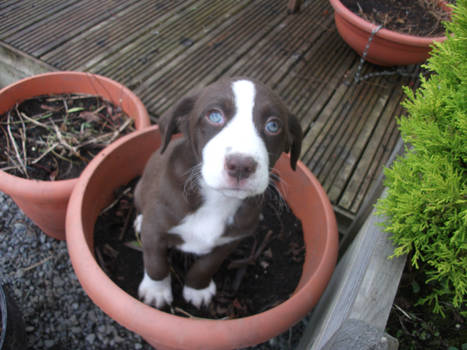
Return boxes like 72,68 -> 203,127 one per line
341,0 -> 450,36
0,94 -> 134,181
93,178 -> 305,320
386,261 -> 467,349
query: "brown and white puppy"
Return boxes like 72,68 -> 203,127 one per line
134,77 -> 302,309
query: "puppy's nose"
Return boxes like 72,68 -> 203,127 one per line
225,154 -> 257,181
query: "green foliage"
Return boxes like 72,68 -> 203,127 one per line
377,0 -> 467,316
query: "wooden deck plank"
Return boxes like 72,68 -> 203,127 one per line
135,0 -> 287,115
273,21 -> 350,106
0,0 -> 79,38
339,104 -> 399,211
229,0 -> 332,83
0,0 -> 418,229
303,64 -> 366,172
81,0 -> 208,76
86,0 -> 250,93
96,0 -> 242,83
338,66 -> 420,212
40,1 -> 188,70
301,80 -> 350,165
339,88 -> 403,212
4,0 -> 132,57
325,81 -> 391,202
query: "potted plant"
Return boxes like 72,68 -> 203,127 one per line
0,284 -> 27,350
65,125 -> 339,350
329,0 -> 451,66
0,71 -> 151,240
378,0 -> 465,343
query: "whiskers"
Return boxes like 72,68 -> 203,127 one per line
265,169 -> 289,214
183,163 -> 202,200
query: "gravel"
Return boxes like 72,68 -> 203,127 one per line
0,192 -> 307,350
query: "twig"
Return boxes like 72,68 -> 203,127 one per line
123,241 -> 143,252
19,128 -> 28,176
1,150 -> 22,172
19,111 -> 52,130
107,117 -> 133,144
17,110 -> 28,176
0,112 -> 52,125
172,307 -> 221,320
6,111 -> 28,177
50,120 -> 88,163
228,230 -> 274,270
31,143 -> 59,164
254,229 -> 274,260
233,266 -> 248,292
101,187 -> 132,214
119,206 -> 134,241
394,303 -> 414,320
21,255 -> 53,272
174,307 -> 198,318
46,93 -> 96,102
51,149 -> 75,164
95,247 -> 112,276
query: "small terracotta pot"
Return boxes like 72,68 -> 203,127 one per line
329,0 -> 449,66
66,125 -> 338,350
0,71 -> 151,240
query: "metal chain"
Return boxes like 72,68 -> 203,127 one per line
352,24 -> 420,83
354,24 -> 383,82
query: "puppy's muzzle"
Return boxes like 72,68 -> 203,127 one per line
225,154 -> 258,183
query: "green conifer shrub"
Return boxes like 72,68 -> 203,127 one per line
377,0 -> 466,316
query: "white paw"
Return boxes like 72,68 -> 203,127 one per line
134,214 -> 143,233
183,280 -> 216,309
138,272 -> 173,308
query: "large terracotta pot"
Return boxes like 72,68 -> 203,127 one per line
66,125 -> 338,350
329,0 -> 448,66
0,71 -> 151,240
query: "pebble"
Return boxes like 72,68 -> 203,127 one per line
0,193 -> 152,350
85,334 -> 96,344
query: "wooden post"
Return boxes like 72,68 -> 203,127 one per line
287,0 -> 303,13
297,190 -> 406,349
0,42 -> 55,88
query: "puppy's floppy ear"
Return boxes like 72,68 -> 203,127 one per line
287,114 -> 303,170
158,92 -> 198,154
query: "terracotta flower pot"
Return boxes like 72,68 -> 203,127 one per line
329,0 -> 449,66
66,125 -> 338,350
0,71 -> 151,240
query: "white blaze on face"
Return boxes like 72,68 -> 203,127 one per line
201,80 -> 269,199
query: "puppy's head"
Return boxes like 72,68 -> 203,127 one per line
159,77 -> 303,199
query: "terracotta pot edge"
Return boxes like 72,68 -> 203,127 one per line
0,71 -> 151,197
329,0 -> 447,46
66,126 -> 338,349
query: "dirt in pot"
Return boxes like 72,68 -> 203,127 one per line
0,93 -> 135,181
341,0 -> 450,37
93,178 -> 305,319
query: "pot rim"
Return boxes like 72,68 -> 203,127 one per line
329,0 -> 447,46
66,125 -> 338,348
0,71 -> 150,197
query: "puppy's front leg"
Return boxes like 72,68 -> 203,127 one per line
136,214 -> 173,308
183,241 -> 240,308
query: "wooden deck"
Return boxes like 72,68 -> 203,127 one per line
0,0 -> 420,233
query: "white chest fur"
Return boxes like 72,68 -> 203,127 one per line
169,183 -> 242,255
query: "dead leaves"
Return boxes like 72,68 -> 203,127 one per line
0,93 -> 134,180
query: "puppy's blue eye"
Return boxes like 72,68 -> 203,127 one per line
206,110 -> 225,125
265,118 -> 281,135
